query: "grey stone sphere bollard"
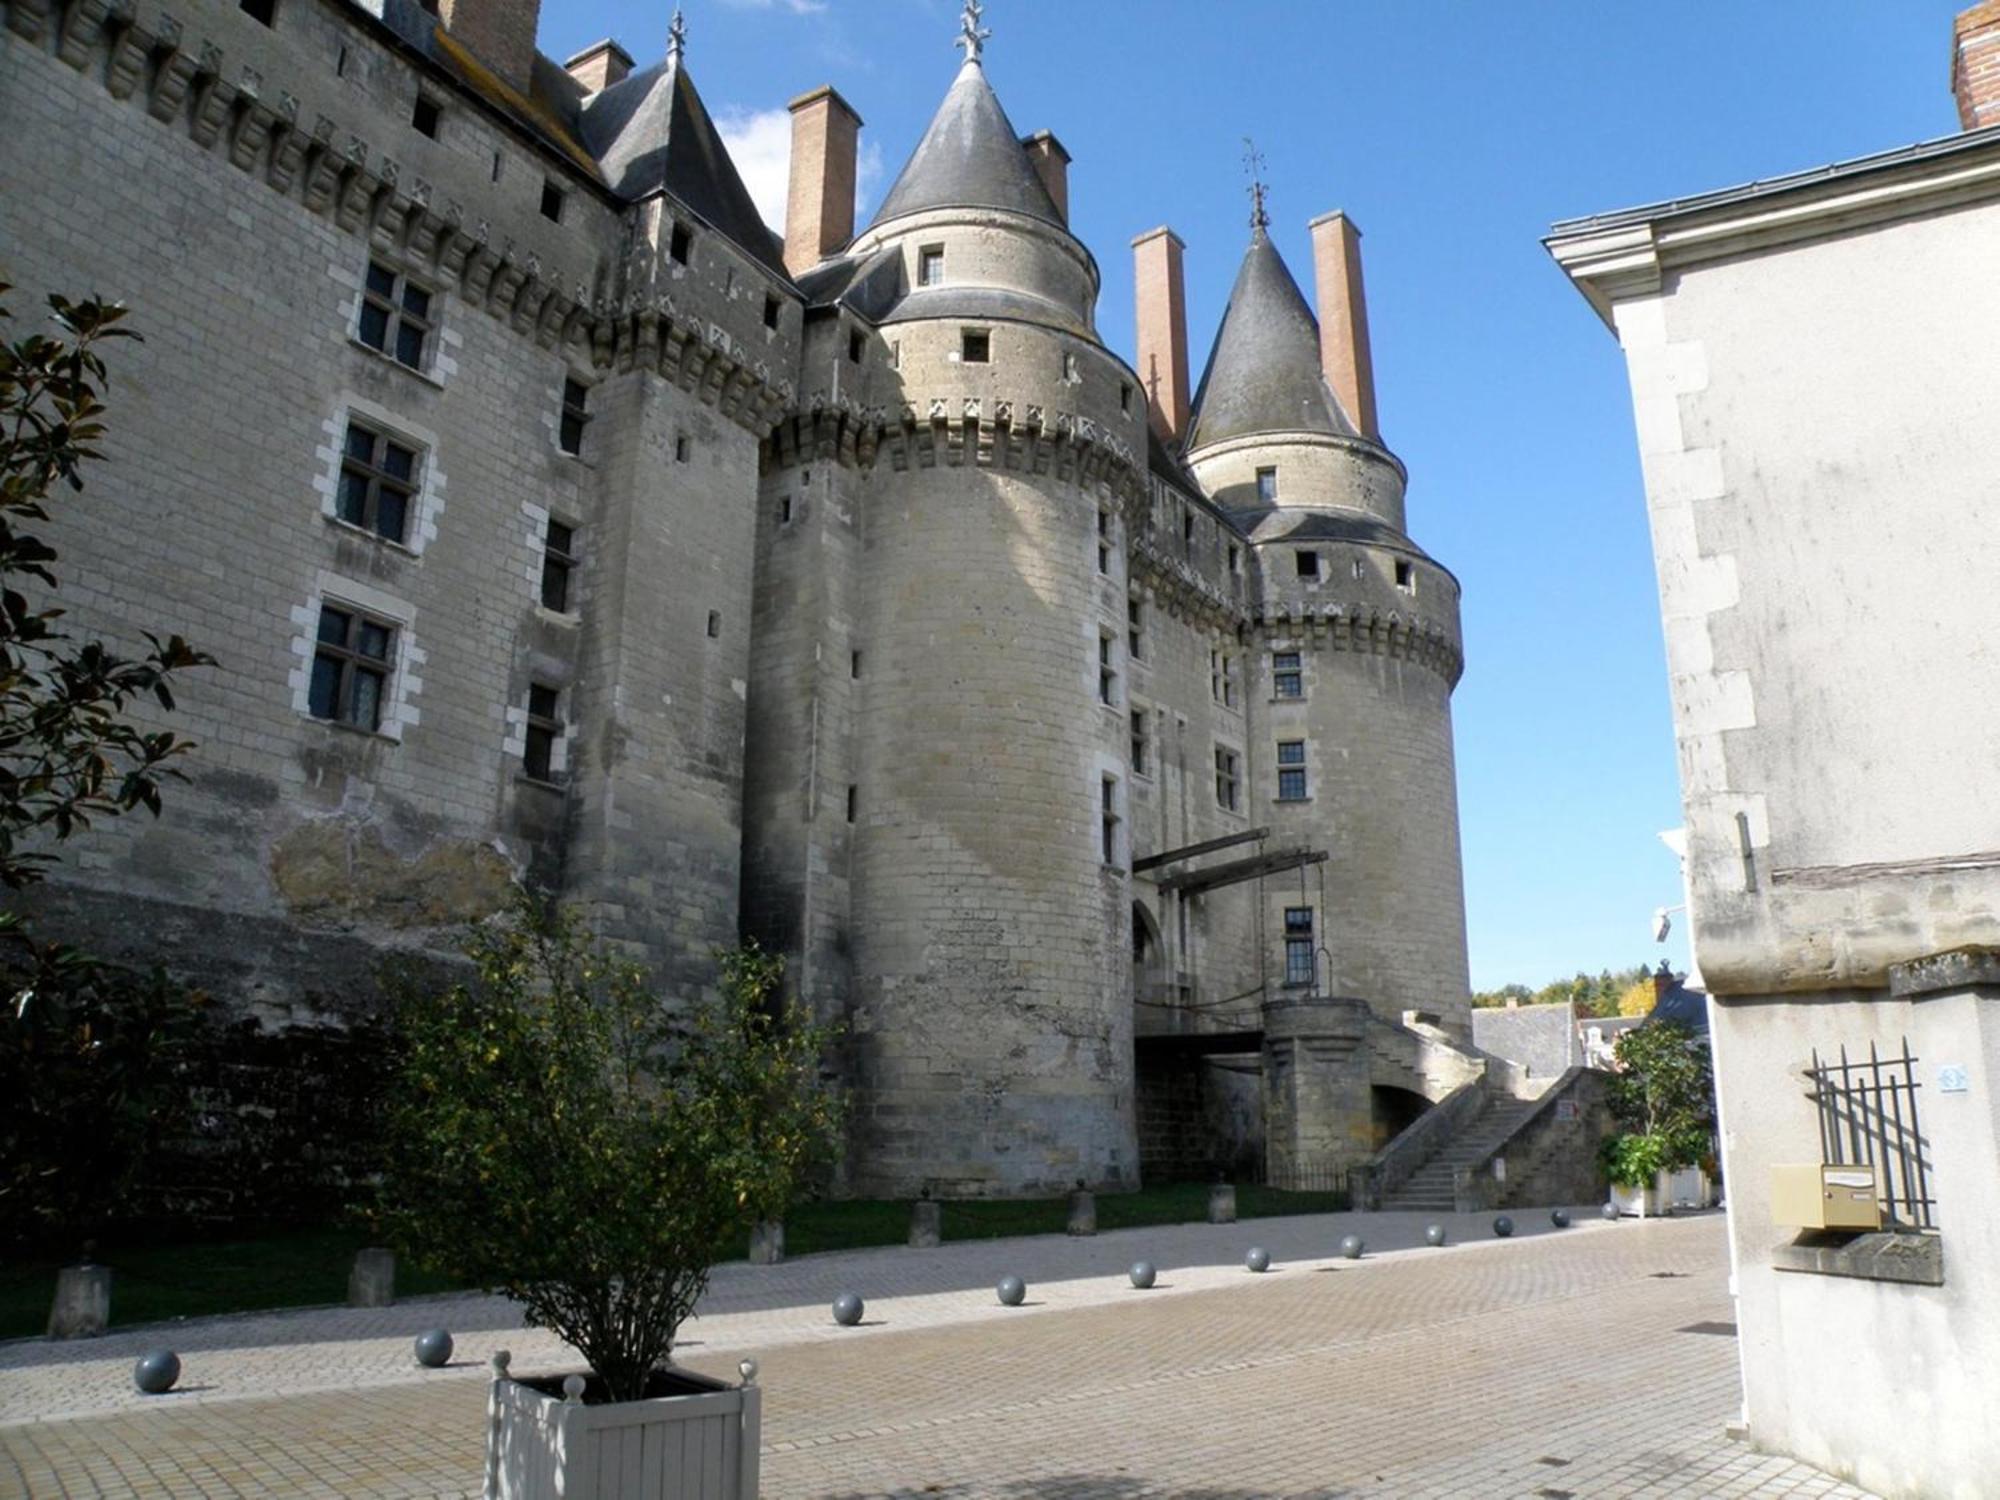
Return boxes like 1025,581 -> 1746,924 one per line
1493,1215 -> 1515,1238
832,1292 -> 864,1326
1128,1260 -> 1156,1289
1602,1201 -> 1622,1221
1424,1223 -> 1447,1247
1550,1209 -> 1571,1229
133,1349 -> 181,1395
413,1328 -> 454,1368
996,1275 -> 1026,1306
1339,1234 -> 1364,1260
1245,1246 -> 1271,1273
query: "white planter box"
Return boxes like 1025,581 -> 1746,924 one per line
484,1355 -> 760,1500
1609,1175 -> 1667,1218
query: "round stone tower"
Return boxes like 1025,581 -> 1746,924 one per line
835,33 -> 1148,1195
1184,213 -> 1471,1038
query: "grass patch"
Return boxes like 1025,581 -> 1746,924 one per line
0,1184 -> 1347,1339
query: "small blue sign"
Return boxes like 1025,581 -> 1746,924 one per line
1938,1065 -> 1970,1094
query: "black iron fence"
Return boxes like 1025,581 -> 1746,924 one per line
1253,1162 -> 1351,1196
1803,1039 -> 1935,1230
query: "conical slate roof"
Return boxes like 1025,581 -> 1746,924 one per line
870,59 -> 1060,228
1186,230 -> 1357,452
579,54 -> 786,276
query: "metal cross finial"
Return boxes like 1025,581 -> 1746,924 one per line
667,5 -> 687,64
955,0 -> 991,63
1243,138 -> 1269,232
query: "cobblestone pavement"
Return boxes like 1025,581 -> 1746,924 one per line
0,1210 -> 1879,1499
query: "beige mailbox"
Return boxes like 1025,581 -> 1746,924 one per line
1771,1164 -> 1883,1230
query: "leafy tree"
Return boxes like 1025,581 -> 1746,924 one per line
379,898 -> 842,1403
0,284 -> 211,1248
1472,966 -> 1653,1018
1615,976 -> 1658,1017
1600,1020 -> 1715,1186
1470,982 -> 1532,1010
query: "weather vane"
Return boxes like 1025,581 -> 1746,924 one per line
667,5 -> 687,64
1243,137 -> 1269,232
955,0 -> 991,63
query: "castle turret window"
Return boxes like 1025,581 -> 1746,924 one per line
1273,651 -> 1302,699
523,684 -> 563,783
1296,548 -> 1320,579
848,330 -> 865,363
918,245 -> 944,286
309,605 -> 395,731
558,378 -> 590,456
1276,740 -> 1308,802
1256,466 -> 1278,502
670,222 -> 693,265
240,0 -> 275,26
412,95 -> 441,139
1101,776 -> 1121,867
357,261 -> 434,371
763,295 -> 781,330
1097,509 -> 1112,573
540,519 -> 577,613
336,421 -> 418,544
1395,559 -> 1416,593
1127,595 -> 1143,658
1284,907 -> 1315,987
1214,746 -> 1240,812
961,329 -> 990,364
1130,709 -> 1150,777
539,181 -> 565,223
1099,632 -> 1118,706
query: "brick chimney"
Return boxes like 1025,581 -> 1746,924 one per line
1020,131 -> 1071,224
1131,226 -> 1190,443
1308,211 -> 1379,443
1955,2 -> 2000,131
563,38 -> 632,95
437,0 -> 542,96
784,85 -> 863,277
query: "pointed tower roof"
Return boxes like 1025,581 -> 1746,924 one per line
578,32 -> 785,275
1186,230 -> 1358,452
869,58 -> 1061,229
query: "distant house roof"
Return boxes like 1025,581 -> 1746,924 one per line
1470,1001 -> 1577,1081
1650,978 -> 1710,1032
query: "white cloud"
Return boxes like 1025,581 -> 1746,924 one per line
717,0 -> 827,13
717,106 -> 887,237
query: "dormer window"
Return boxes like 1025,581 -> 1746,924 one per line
918,245 -> 945,287
1256,466 -> 1278,502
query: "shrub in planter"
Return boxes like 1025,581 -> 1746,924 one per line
1599,1020 -> 1715,1201
378,898 -> 840,1405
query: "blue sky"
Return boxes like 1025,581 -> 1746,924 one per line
539,0 -> 1971,990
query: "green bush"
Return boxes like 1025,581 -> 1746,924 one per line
1599,1020 -> 1715,1187
378,898 -> 840,1402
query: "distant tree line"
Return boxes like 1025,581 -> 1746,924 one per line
1471,964 -> 1658,1020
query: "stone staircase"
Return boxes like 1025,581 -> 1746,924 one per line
1379,1093 -> 1543,1212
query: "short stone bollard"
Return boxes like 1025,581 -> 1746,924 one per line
908,1199 -> 942,1249
1602,1202 -> 1622,1221
1207,1183 -> 1237,1225
1493,1216 -> 1515,1238
996,1275 -> 1026,1306
1550,1209 -> 1571,1229
832,1292 -> 864,1326
133,1349 -> 180,1394
1128,1260 -> 1156,1290
414,1329 -> 454,1368
48,1262 -> 112,1340
348,1247 -> 396,1309
1424,1223 -> 1447,1247
1066,1188 -> 1097,1237
749,1220 -> 786,1264
1245,1246 -> 1271,1273
1338,1234 -> 1364,1260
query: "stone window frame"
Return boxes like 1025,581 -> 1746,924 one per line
1127,593 -> 1144,660
355,258 -> 438,374
1283,905 -> 1315,987
669,220 -> 693,266
288,571 -> 422,743
918,244 -> 945,287
313,397 -> 446,555
411,91 -> 443,140
1276,739 -> 1309,802
1395,558 -> 1416,594
521,682 -> 566,784
1100,773 -> 1123,869
1098,630 -> 1119,708
960,327 -> 992,364
1273,650 -> 1304,700
1129,703 -> 1152,780
1214,742 -> 1242,814
1296,548 -> 1321,580
557,376 -> 592,458
539,516 -> 578,615
1256,465 -> 1278,502
335,419 -> 419,545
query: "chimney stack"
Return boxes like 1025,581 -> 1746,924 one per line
1020,131 -> 1071,224
1131,227 -> 1190,443
1955,3 -> 2000,131
784,86 -> 863,277
437,0 -> 543,96
1308,211 -> 1379,443
563,38 -> 632,95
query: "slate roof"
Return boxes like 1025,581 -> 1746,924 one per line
1650,978 -> 1711,1033
870,59 -> 1061,228
578,56 -> 786,276
1186,230 -> 1358,453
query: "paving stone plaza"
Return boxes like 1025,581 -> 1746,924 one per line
0,1212 -> 1875,1498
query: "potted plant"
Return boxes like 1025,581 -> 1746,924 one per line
1599,1019 -> 1715,1218
379,897 -> 839,1500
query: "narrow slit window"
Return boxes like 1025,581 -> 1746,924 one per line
412,95 -> 441,138
1214,746 -> 1240,812
1273,650 -> 1302,699
540,519 -> 577,613
1099,632 -> 1118,706
675,434 -> 691,463
1277,740 -> 1308,802
1182,509 -> 1195,547
706,610 -> 721,639
1120,383 -> 1132,413
779,496 -> 793,525
763,295 -> 780,330
539,180 -> 564,223
850,650 -> 862,679
309,604 -> 395,731
1284,907 -> 1315,987
1097,509 -> 1111,574
1130,709 -> 1150,777
558,378 -> 590,456
669,222 -> 692,265
1127,595 -> 1143,659
1395,559 -> 1416,592
1222,654 -> 1238,709
961,328 -> 990,364
1101,776 -> 1121,867
336,421 -> 418,544
846,785 -> 857,823
357,260 -> 434,371
848,330 -> 864,363
523,684 -> 562,782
